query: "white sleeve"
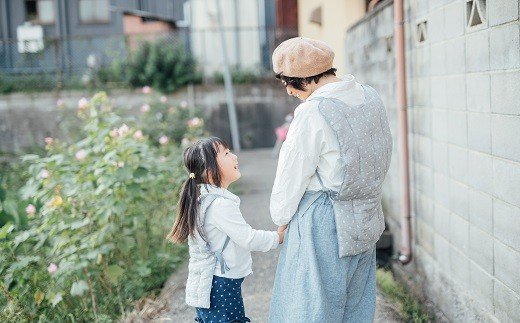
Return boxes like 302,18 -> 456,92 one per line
270,104 -> 322,226
211,199 -> 279,252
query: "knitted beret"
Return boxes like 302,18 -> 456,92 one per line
272,37 -> 335,78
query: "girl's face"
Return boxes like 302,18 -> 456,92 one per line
216,144 -> 240,188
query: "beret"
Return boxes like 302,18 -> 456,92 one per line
272,37 -> 335,78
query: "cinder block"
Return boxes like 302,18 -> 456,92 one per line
491,115 -> 520,163
450,212 -> 469,253
469,261 -> 494,311
488,0 -> 520,27
466,30 -> 490,72
415,163 -> 434,197
449,145 -> 468,184
432,108 -> 448,141
446,37 -> 466,75
434,172 -> 450,208
490,23 -> 520,70
466,73 -> 491,113
413,45 -> 431,77
450,246 -> 470,290
433,140 -> 449,174
430,43 -> 447,76
447,111 -> 468,147
493,198 -> 520,251
468,112 -> 491,154
493,158 -> 520,207
494,280 -> 520,323
469,189 -> 493,234
444,1 -> 465,39
490,71 -> 520,116
416,192 -> 435,226
428,6 -> 446,43
416,135 -> 433,167
434,203 -> 451,238
449,180 -> 469,220
446,75 -> 466,110
417,218 -> 435,255
494,240 -> 520,295
467,151 -> 494,195
434,233 -> 451,272
469,224 -> 494,274
412,108 -> 432,137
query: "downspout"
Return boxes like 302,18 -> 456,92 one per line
393,0 -> 412,264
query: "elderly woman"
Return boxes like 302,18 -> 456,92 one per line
268,37 -> 393,322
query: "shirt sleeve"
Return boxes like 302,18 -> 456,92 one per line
210,198 -> 279,252
270,103 -> 323,226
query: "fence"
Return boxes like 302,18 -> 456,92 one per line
0,27 -> 298,92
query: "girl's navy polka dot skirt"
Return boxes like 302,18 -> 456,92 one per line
195,276 -> 251,323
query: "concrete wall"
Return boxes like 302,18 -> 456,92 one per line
0,83 -> 296,153
346,0 -> 520,322
297,0 -> 366,75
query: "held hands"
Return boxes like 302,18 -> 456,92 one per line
277,224 -> 288,244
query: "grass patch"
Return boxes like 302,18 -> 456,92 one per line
376,268 -> 432,322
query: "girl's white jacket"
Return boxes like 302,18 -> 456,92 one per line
185,184 -> 278,308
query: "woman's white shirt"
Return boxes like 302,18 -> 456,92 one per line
270,75 -> 365,226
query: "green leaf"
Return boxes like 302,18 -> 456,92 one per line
106,264 -> 124,284
0,223 -> 14,239
70,280 -> 89,296
133,167 -> 148,178
0,186 -> 5,202
116,166 -> 133,181
21,154 -> 41,162
50,292 -> 63,307
34,290 -> 45,305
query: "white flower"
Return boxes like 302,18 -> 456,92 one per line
160,96 -> 168,103
133,130 -> 143,140
78,97 -> 89,110
181,138 -> 190,147
142,86 -> 152,94
159,136 -> 169,145
118,124 -> 129,136
140,104 -> 150,113
47,263 -> 58,274
159,156 -> 167,163
56,99 -> 64,108
26,204 -> 36,215
180,100 -> 188,109
44,137 -> 54,145
40,170 -> 50,179
187,117 -> 202,127
75,149 -> 87,161
117,161 -> 125,168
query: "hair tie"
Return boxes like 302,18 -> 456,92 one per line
189,172 -> 195,179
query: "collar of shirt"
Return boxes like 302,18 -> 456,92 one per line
306,74 -> 357,102
199,184 -> 240,204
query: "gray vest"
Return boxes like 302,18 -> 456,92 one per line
310,84 -> 393,258
185,192 -> 231,308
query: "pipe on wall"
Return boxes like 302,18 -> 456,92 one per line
393,0 -> 412,265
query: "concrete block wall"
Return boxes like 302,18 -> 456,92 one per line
346,0 -> 520,321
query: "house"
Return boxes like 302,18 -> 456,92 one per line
0,0 -> 186,73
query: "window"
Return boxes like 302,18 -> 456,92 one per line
79,0 -> 110,23
25,0 -> 55,24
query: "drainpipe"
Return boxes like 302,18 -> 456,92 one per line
394,0 -> 412,264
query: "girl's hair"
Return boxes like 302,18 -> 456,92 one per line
275,68 -> 337,91
167,137 -> 230,244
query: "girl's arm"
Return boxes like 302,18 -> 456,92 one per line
210,199 -> 280,252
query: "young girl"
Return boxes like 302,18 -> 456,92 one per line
168,137 -> 285,323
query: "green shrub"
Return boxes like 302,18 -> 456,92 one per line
212,66 -> 260,84
125,40 -> 202,93
0,92 -> 202,321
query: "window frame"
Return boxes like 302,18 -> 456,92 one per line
78,0 -> 111,25
24,0 -> 56,25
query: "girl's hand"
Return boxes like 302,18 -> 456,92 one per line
277,224 -> 288,244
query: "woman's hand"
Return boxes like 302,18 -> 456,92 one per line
277,224 -> 288,244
